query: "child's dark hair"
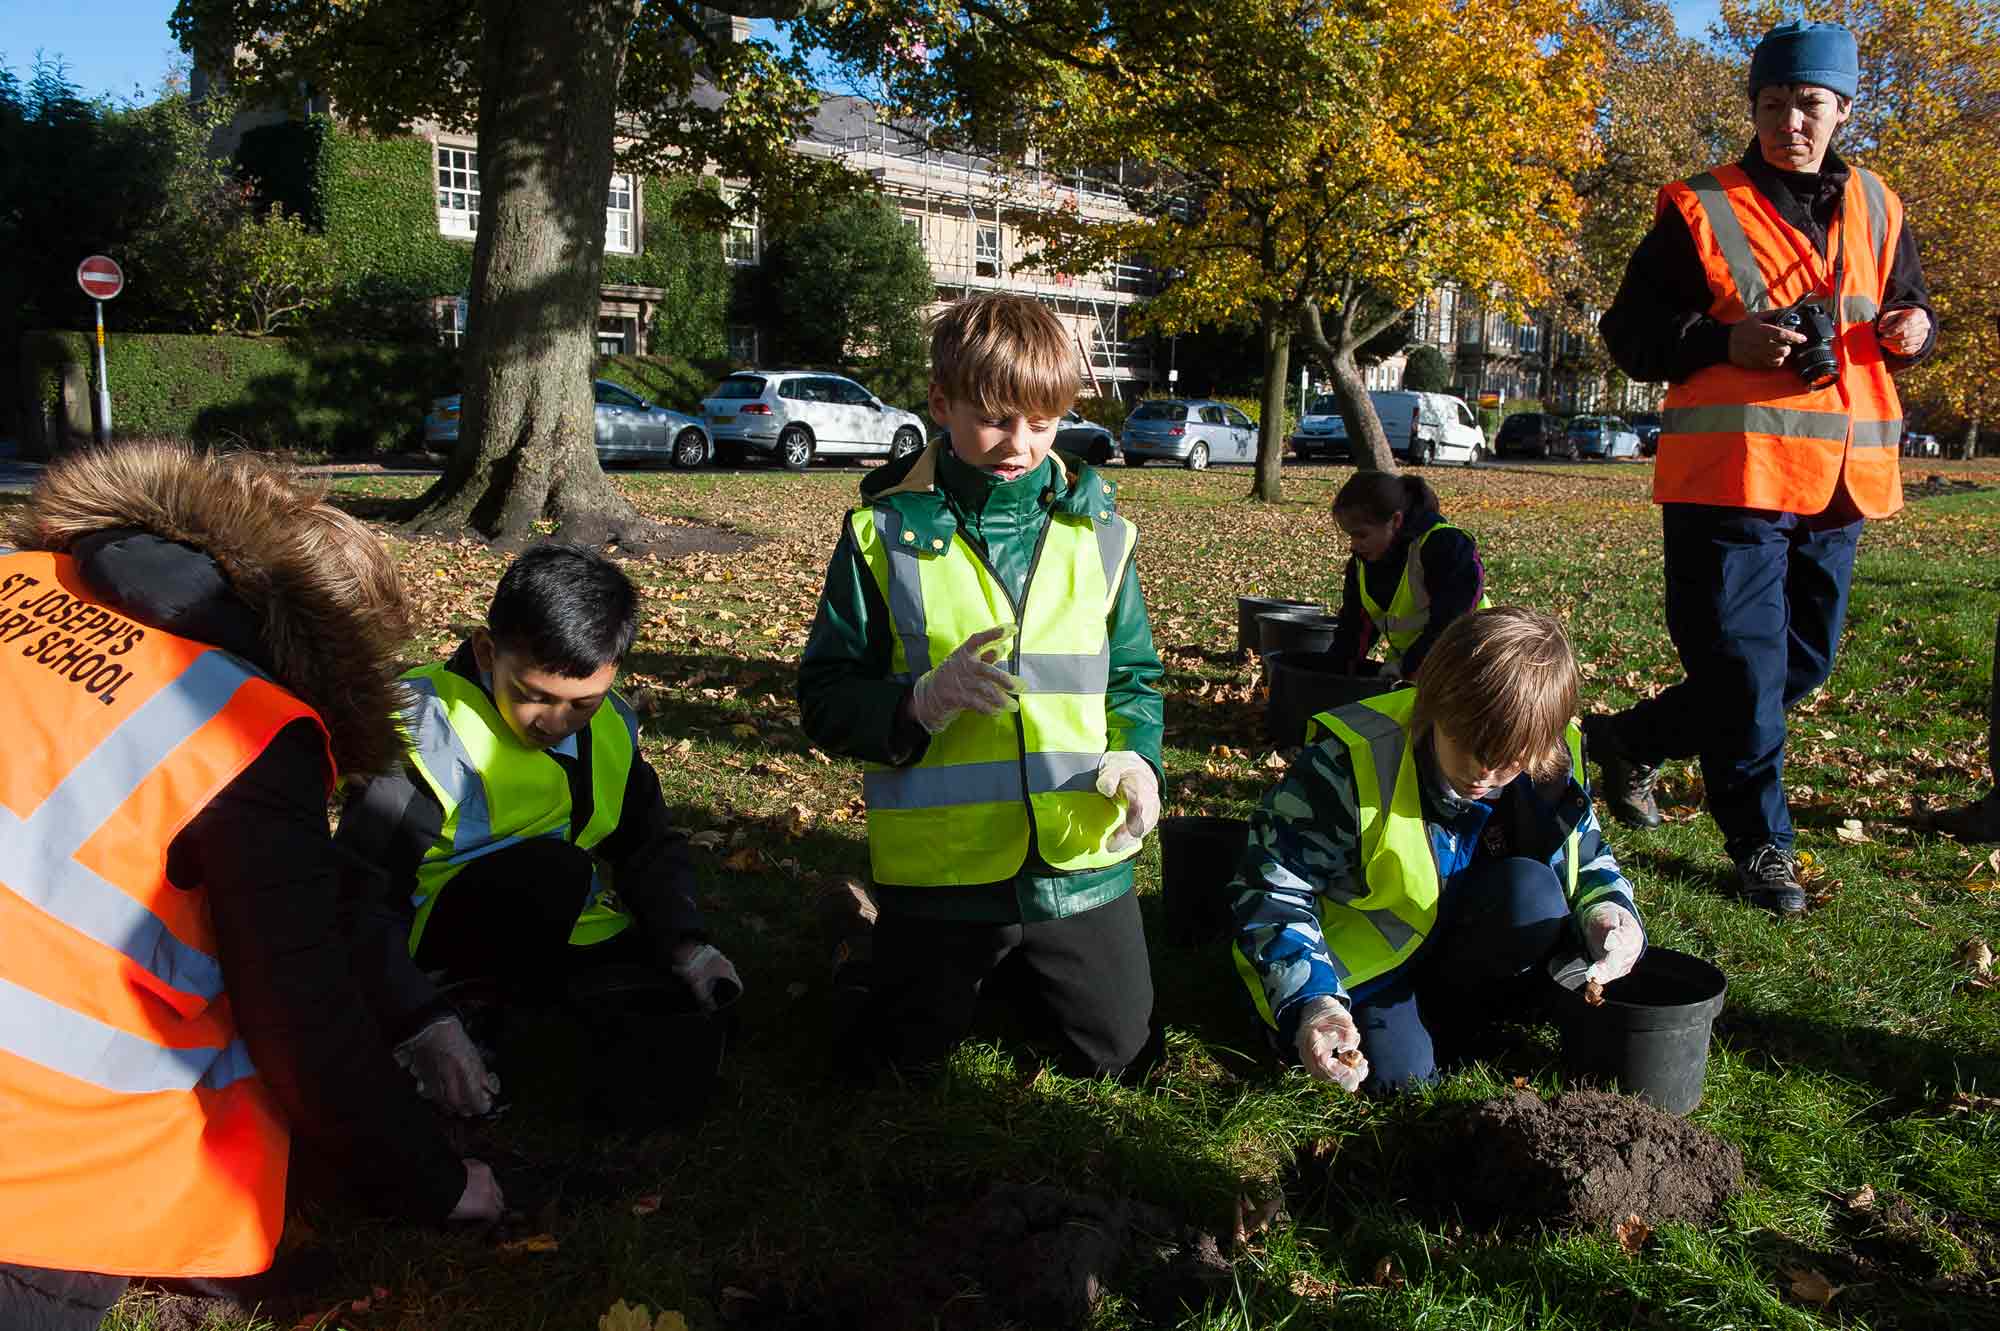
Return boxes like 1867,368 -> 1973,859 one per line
1332,471 -> 1439,524
487,544 -> 640,676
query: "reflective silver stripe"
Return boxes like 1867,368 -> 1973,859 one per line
862,749 -> 1108,810
0,649 -> 256,1002
0,974 -> 256,1094
404,674 -> 497,858
1843,294 -> 1880,325
1359,907 -> 1420,953
1688,172 -> 1770,314
1660,404 -> 1850,442
873,506 -> 934,677
1333,704 -> 1404,817
1852,418 -> 1903,448
1855,167 -> 1890,276
1017,647 -> 1110,694
1093,515 -> 1131,603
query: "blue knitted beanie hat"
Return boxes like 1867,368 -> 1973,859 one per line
1750,20 -> 1860,99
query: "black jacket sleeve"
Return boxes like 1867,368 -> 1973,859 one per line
592,756 -> 705,954
1400,529 -> 1485,679
180,721 -> 466,1222
1598,209 -> 1736,385
1327,557 -> 1371,673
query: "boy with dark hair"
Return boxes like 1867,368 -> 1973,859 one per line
339,545 -> 736,1112
798,292 -> 1167,1077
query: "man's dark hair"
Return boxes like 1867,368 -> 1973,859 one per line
486,544 -> 640,676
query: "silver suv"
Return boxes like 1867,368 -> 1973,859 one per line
701,371 -> 927,471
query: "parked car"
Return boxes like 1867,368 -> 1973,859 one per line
1494,411 -> 1571,460
1121,398 -> 1259,469
699,370 -> 927,471
1902,430 -> 1941,458
1055,408 -> 1118,465
1373,390 -> 1486,466
1629,411 -> 1662,457
1289,394 -> 1353,462
1568,415 -> 1642,460
423,379 -> 712,469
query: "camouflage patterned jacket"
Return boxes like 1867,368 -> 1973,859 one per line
1230,730 -> 1640,1040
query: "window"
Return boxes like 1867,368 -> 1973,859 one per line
727,325 -> 760,363
1224,407 -> 1253,429
1518,322 -> 1540,355
436,145 -> 479,237
726,210 -> 760,265
597,316 -> 634,356
594,381 -> 643,408
832,379 -> 875,406
1198,405 -> 1226,425
1437,289 -> 1457,342
714,373 -> 766,398
436,295 -> 467,348
1412,297 -> 1430,344
605,173 -> 635,254
901,214 -> 922,242
975,225 -> 1000,276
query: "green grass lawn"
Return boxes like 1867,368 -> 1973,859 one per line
108,458 -> 2000,1331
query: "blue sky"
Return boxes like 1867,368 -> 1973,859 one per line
2,0 -> 1728,104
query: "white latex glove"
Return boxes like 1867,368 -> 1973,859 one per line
670,942 -> 742,1012
393,1013 -> 500,1117
1581,901 -> 1643,984
1096,751 -> 1161,854
1293,995 -> 1369,1093
448,1159 -> 505,1222
910,625 -> 1021,734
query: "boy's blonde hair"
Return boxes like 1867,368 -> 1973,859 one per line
1410,607 -> 1579,782
930,293 -> 1081,419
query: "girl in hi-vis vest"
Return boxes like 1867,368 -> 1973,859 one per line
1327,472 -> 1488,681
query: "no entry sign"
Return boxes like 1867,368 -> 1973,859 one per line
77,255 -> 124,301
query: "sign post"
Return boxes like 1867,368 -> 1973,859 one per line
76,256 -> 125,445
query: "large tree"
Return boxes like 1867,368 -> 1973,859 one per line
810,0 -> 1602,498
173,0 -> 844,547
766,193 -> 935,407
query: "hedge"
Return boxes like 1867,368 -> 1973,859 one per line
24,330 -> 459,454
594,353 -> 735,415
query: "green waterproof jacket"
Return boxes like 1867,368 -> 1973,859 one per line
797,440 -> 1166,923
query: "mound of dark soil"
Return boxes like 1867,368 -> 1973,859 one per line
1432,1089 -> 1744,1229
1907,473 -> 1992,499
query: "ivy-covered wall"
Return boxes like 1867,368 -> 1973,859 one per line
235,118 -> 731,355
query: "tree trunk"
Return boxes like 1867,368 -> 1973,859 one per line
1250,304 -> 1291,503
1324,348 -> 1395,474
1963,412 -> 1982,461
407,0 -> 652,549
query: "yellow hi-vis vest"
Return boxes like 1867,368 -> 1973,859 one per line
399,662 -> 638,950
1353,523 -> 1490,674
1236,688 -> 1584,1026
849,498 -> 1140,886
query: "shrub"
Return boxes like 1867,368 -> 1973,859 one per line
1071,394 -> 1131,437
1402,345 -> 1452,392
1215,394 -> 1298,446
24,330 -> 458,454
594,354 -> 732,414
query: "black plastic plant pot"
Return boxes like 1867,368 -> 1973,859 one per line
1158,815 -> 1250,947
1265,650 -> 1395,746
1549,947 -> 1728,1116
567,962 -> 733,1130
1256,610 -> 1342,659
1236,596 -> 1322,653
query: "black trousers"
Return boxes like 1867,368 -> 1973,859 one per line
0,1264 -> 126,1331
415,839 -> 652,998
859,888 -> 1157,1077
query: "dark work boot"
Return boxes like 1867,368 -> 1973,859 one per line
1582,713 -> 1662,829
1734,844 -> 1807,916
1925,790 -> 2000,844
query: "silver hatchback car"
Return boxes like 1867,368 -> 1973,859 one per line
1119,398 -> 1259,469
701,370 -> 927,471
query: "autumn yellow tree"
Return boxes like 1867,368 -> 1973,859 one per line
811,0 -> 1603,498
1716,0 -> 2000,456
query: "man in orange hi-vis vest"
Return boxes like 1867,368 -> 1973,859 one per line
0,443 -> 501,1328
1587,20 -> 1934,915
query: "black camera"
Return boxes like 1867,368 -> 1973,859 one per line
1768,299 -> 1839,389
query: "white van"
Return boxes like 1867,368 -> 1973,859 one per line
1288,391 -> 1486,466
1369,391 -> 1487,466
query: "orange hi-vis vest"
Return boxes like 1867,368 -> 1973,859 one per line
1653,162 -> 1905,519
0,549 -> 331,1278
